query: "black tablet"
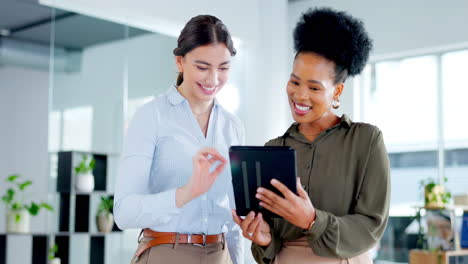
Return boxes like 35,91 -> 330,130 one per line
229,146 -> 297,217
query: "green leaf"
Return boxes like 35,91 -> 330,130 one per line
12,202 -> 22,210
15,213 -> 21,223
7,188 -> 15,197
7,174 -> 19,182
98,195 -> 113,213
426,183 -> 436,192
89,158 -> 96,169
2,188 -> 15,204
74,155 -> 96,175
48,243 -> 58,259
18,180 -> 32,190
27,202 -> 40,215
40,203 -> 54,211
441,191 -> 452,204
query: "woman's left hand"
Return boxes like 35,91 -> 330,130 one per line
256,177 -> 316,229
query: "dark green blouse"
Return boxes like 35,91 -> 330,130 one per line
251,115 -> 391,263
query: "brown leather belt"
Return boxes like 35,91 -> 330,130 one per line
134,229 -> 225,262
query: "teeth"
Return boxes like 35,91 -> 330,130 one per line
201,85 -> 216,91
295,103 -> 311,111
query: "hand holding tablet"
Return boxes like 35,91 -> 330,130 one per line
228,146 -> 297,217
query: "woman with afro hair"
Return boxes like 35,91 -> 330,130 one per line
232,7 -> 390,264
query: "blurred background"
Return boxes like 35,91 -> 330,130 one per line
1,0 -> 468,263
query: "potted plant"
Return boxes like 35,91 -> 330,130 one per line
74,155 -> 95,192
96,195 -> 114,233
1,174 -> 53,233
48,243 -> 60,264
420,177 -> 452,209
410,177 -> 454,263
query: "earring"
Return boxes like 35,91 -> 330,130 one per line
332,98 -> 341,109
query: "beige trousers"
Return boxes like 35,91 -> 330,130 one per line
130,236 -> 232,264
273,237 -> 373,264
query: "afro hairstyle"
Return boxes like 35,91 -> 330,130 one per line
293,7 -> 373,83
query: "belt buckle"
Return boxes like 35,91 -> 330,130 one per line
189,232 -> 206,247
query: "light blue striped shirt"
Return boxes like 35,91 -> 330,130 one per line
114,87 -> 245,264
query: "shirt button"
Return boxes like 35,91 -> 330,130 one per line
306,164 -> 310,169
203,218 -> 208,222
202,195 -> 207,201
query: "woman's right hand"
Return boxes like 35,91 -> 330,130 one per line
176,147 -> 226,207
232,210 -> 272,246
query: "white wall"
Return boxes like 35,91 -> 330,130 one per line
240,0 -> 291,144
0,65 -> 50,232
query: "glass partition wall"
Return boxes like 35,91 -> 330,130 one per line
47,9 -> 178,264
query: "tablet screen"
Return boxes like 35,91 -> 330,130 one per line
229,146 -> 297,217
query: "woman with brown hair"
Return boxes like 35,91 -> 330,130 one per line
233,7 -> 390,264
114,15 -> 244,264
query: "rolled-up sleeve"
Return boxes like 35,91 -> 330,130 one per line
113,103 -> 181,230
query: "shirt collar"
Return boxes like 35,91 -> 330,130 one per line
340,114 -> 352,128
282,114 -> 352,139
167,86 -> 220,108
167,86 -> 186,105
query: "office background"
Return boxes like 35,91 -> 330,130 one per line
1,0 -> 468,263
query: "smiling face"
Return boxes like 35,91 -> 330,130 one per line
176,43 -> 231,103
287,52 -> 344,126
